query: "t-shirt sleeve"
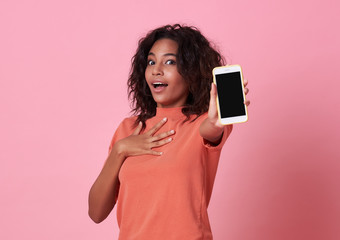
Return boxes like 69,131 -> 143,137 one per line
196,117 -> 233,205
202,124 -> 233,151
105,118 -> 136,202
108,118 -> 135,154
196,113 -> 233,151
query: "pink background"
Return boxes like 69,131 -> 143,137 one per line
1,0 -> 339,239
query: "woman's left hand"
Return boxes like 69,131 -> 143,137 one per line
208,79 -> 250,125
200,79 -> 250,143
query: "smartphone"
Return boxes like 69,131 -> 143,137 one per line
212,65 -> 248,125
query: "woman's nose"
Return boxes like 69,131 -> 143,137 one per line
152,63 -> 163,75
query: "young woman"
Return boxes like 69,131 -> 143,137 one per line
88,24 -> 250,239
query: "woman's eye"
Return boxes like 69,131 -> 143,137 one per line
165,60 -> 176,65
147,60 -> 155,65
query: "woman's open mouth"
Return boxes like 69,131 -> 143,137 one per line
153,82 -> 168,88
152,82 -> 168,92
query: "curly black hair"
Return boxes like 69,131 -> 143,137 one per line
128,24 -> 225,129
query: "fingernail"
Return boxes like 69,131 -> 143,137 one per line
159,152 -> 163,155
170,130 -> 175,134
163,117 -> 167,122
168,138 -> 172,142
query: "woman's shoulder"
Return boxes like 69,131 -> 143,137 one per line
108,116 -> 137,151
118,116 -> 138,130
109,116 -> 137,146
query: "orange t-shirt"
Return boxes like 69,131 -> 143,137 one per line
109,107 -> 232,240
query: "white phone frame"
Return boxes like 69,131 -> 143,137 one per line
213,65 -> 248,125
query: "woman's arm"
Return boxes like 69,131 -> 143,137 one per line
88,118 -> 175,223
88,145 -> 125,223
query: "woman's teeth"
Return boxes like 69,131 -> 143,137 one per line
153,83 -> 168,88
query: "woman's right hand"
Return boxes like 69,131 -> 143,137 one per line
115,117 -> 175,158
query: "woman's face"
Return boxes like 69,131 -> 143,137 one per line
145,38 -> 189,108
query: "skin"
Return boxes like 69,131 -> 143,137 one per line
88,38 -> 250,223
145,38 -> 189,108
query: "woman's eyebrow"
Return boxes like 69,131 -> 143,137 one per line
148,52 -> 177,57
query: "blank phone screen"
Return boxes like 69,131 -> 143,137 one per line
215,72 -> 246,118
